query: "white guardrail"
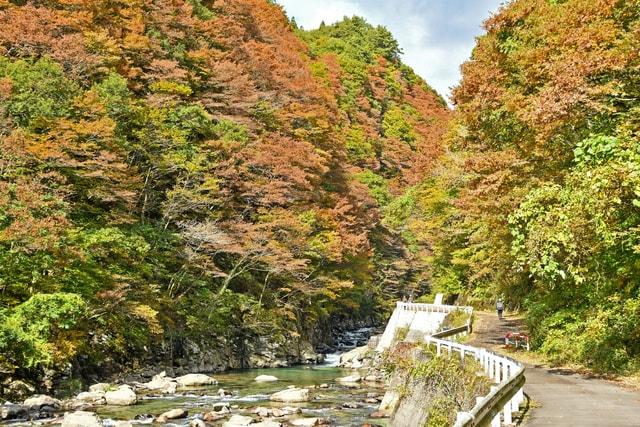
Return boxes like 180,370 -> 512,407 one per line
424,316 -> 526,427
396,302 -> 474,315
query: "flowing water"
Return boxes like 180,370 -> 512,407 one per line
96,365 -> 387,426
5,327 -> 386,426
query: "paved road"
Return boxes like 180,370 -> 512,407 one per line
469,311 -> 640,426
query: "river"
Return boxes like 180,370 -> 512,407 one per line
4,327 -> 386,426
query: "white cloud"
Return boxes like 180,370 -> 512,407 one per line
278,0 -> 504,100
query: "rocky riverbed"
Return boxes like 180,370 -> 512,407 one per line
1,364 -> 387,427
1,324 -> 387,427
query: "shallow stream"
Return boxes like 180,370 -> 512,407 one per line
96,365 -> 387,426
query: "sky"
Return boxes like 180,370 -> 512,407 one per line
278,0 -> 505,101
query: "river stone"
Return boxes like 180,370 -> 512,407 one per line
75,391 -> 106,405
290,418 -> 321,427
203,411 -> 226,422
190,420 -> 206,427
335,374 -> 361,383
222,414 -> 254,426
176,374 -> 217,387
273,406 -> 301,417
23,395 -> 61,409
255,375 -> 279,382
211,402 -> 230,413
339,346 -> 369,364
105,386 -> 137,406
89,383 -> 111,393
269,387 -> 310,403
1,404 -> 27,420
253,421 -> 281,427
61,411 -> 101,427
157,408 -> 187,422
142,376 -> 177,394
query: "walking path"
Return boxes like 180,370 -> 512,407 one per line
469,312 -> 640,426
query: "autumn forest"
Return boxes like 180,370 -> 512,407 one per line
0,0 -> 639,396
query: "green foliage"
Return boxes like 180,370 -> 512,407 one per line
0,57 -> 79,128
0,293 -> 85,368
382,103 -> 418,147
344,126 -> 376,162
355,170 -> 391,205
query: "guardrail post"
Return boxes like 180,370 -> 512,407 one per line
455,411 -> 473,426
502,362 -> 509,382
503,400 -> 512,424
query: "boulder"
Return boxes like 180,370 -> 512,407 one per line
23,395 -> 61,410
61,411 -> 101,427
1,404 -> 27,420
253,406 -> 271,417
142,371 -> 178,393
176,374 -> 217,387
3,380 -> 35,400
190,419 -> 206,427
105,386 -> 137,406
335,374 -> 361,383
269,387 -> 310,403
75,391 -> 106,405
157,408 -> 187,423
203,411 -> 226,422
89,383 -> 111,393
339,346 -> 369,365
254,375 -> 278,382
222,414 -> 254,426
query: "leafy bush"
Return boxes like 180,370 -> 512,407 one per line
0,293 -> 86,369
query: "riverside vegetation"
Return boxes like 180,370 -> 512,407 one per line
0,0 -> 639,410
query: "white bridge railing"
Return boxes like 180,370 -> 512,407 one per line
425,330 -> 526,426
396,302 -> 473,314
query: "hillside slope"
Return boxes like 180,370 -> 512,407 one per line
0,0 -> 449,396
413,0 -> 640,373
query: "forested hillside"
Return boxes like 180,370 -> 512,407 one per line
0,0 -> 448,393
411,0 -> 640,373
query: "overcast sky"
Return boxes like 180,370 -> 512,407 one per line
278,0 -> 505,101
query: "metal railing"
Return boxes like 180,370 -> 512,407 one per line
425,329 -> 526,427
396,302 -> 473,314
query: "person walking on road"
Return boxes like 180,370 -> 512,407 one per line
496,299 -> 504,320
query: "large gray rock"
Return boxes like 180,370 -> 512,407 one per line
269,387 -> 310,403
157,408 -> 187,423
23,394 -> 61,409
339,346 -> 369,365
89,383 -> 111,393
105,385 -> 137,406
175,374 -> 217,387
222,414 -> 254,426
75,391 -> 106,405
142,373 -> 178,394
61,411 -> 102,427
1,404 -> 27,420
